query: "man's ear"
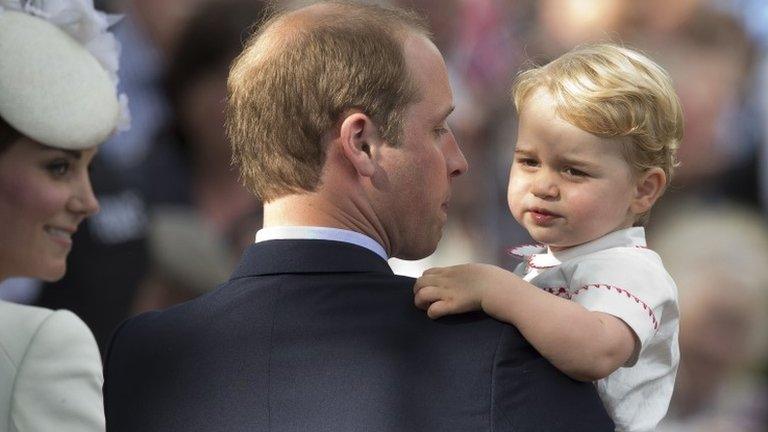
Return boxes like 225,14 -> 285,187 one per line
630,167 -> 666,215
339,112 -> 379,178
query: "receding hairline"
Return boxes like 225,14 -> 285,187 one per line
252,1 -> 428,61
228,0 -> 433,129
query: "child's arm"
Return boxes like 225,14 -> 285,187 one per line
413,263 -> 636,382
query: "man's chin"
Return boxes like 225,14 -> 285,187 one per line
393,239 -> 439,261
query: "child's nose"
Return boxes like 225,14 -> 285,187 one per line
531,172 -> 559,199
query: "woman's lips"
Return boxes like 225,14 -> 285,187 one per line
45,225 -> 75,248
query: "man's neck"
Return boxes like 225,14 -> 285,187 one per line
262,193 -> 391,255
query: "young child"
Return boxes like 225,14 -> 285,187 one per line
414,43 -> 681,432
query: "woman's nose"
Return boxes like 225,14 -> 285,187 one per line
68,174 -> 100,217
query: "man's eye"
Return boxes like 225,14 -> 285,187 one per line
517,158 -> 538,167
433,127 -> 449,137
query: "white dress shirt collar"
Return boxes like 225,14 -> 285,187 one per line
255,226 -> 388,261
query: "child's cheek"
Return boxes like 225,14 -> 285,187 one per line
506,187 -> 527,224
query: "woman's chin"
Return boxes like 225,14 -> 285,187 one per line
38,262 -> 67,282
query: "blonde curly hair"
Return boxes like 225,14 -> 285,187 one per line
512,43 -> 683,225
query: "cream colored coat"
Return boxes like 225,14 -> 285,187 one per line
0,300 -> 104,432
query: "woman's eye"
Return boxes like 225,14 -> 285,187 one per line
46,160 -> 70,177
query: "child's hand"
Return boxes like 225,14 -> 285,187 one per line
413,263 -> 503,319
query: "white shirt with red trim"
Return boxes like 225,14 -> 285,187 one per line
509,227 -> 679,432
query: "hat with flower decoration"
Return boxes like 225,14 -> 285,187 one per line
0,0 -> 129,149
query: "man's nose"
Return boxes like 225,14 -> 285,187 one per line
446,134 -> 468,178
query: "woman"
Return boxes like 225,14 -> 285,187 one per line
0,1 -> 126,430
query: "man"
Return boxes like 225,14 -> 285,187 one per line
103,2 -> 614,430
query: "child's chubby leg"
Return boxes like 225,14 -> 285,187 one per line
413,264 -> 637,382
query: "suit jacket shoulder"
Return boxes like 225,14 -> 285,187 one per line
105,240 -> 613,431
0,301 -> 104,432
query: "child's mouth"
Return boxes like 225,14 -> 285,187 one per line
529,208 -> 561,225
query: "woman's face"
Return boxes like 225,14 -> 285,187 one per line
0,138 -> 99,281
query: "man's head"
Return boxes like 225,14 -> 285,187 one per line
227,1 -> 428,202
227,1 -> 467,259
512,43 -> 682,226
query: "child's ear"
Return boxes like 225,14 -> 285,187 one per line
631,167 -> 666,215
338,112 -> 379,178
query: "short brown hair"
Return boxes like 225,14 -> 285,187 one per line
226,1 -> 430,202
0,116 -> 22,154
513,43 -> 683,225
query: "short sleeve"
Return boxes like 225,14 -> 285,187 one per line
565,249 -> 676,362
11,309 -> 105,432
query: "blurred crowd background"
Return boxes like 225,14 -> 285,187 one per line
1,0 -> 767,430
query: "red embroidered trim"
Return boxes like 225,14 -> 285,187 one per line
526,259 -> 557,270
506,244 -> 555,272
542,284 -> 659,330
543,287 -> 571,298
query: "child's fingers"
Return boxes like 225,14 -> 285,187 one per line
413,276 -> 426,294
414,285 -> 442,310
421,267 -> 445,276
426,300 -> 452,319
414,274 -> 441,294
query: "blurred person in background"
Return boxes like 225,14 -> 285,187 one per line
530,0 -> 633,59
716,0 -> 768,216
129,0 -> 267,313
0,1 -> 126,430
635,7 -> 756,204
151,0 -> 265,228
98,0 -> 209,175
652,204 -> 768,432
131,207 -> 234,313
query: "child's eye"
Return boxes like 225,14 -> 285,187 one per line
46,160 -> 71,177
563,167 -> 587,177
517,157 -> 538,167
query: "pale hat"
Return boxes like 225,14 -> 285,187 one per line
148,207 -> 235,295
0,4 -> 126,150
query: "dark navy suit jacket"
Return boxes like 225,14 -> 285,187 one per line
104,239 -> 613,431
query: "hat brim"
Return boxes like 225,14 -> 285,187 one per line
0,11 -> 119,150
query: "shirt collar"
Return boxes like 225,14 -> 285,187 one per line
255,226 -> 388,261
510,227 -> 647,269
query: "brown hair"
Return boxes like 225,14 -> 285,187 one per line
165,0 -> 267,163
226,1 -> 430,202
0,116 -> 22,154
513,43 -> 683,225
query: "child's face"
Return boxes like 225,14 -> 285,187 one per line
507,90 -> 640,251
